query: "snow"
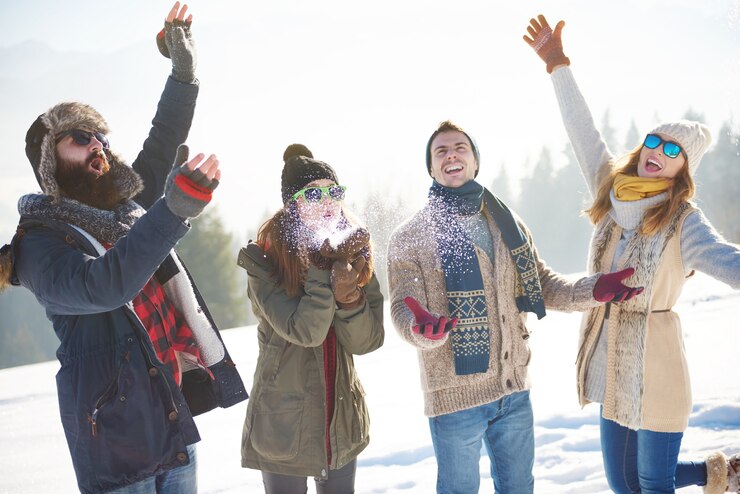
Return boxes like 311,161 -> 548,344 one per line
0,272 -> 737,493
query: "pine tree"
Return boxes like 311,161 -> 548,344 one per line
694,121 -> 740,242
601,109 -> 620,155
491,162 -> 515,206
176,206 -> 249,330
624,119 -> 641,153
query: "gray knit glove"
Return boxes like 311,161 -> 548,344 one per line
164,144 -> 218,219
156,19 -> 197,83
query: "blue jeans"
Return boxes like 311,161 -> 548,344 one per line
107,444 -> 197,494
600,414 -> 707,493
429,390 -> 534,494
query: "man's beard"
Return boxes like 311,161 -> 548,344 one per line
55,151 -> 125,210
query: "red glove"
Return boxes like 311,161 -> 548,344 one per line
593,268 -> 644,303
404,297 -> 457,341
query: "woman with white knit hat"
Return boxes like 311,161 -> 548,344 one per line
524,14 -> 740,494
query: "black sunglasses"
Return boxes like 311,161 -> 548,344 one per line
55,129 -> 110,149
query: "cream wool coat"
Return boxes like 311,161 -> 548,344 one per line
577,204 -> 696,432
388,203 -> 601,417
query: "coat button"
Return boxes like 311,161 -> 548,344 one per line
177,452 -> 188,463
119,395 -> 126,402
504,351 -> 509,360
148,367 -> 159,377
502,315 -> 506,323
168,411 -> 178,422
506,379 -> 513,388
522,334 -> 530,340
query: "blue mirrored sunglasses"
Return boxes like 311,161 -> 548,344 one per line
643,134 -> 683,159
292,185 -> 346,203
55,129 -> 110,149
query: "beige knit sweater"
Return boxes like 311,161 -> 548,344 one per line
387,203 -> 601,417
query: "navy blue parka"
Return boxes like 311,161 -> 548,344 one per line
11,77 -> 247,493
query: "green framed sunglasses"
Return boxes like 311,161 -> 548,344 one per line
292,184 -> 347,203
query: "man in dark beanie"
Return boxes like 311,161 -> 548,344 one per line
387,120 -> 643,493
1,4 -> 246,493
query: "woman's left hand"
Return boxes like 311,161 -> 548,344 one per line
331,256 -> 366,309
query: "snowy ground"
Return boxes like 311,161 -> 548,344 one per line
1,272 -> 738,493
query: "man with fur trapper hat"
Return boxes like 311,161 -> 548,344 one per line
387,120 -> 644,493
0,3 -> 246,493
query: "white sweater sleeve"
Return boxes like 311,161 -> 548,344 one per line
550,66 -> 615,198
681,209 -> 740,289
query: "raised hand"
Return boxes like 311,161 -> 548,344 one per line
164,144 -> 220,219
523,14 -> 570,74
404,296 -> 457,341
593,267 -> 645,303
156,2 -> 197,83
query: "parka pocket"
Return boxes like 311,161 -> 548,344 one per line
87,350 -> 131,438
249,391 -> 305,461
350,379 -> 369,444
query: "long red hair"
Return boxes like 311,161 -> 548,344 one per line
585,145 -> 695,235
256,202 -> 374,297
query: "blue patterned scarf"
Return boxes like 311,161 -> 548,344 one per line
429,180 -> 545,375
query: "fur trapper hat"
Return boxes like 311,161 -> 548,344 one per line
24,102 -> 143,201
648,120 -> 712,175
280,144 -> 338,204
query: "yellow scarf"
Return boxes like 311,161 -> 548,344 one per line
613,173 -> 673,201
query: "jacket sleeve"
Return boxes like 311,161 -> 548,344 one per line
132,76 -> 200,209
247,264 -> 337,348
519,218 -> 601,313
15,200 -> 189,315
332,273 -> 385,355
551,66 -> 614,198
681,209 -> 740,289
387,227 -> 448,350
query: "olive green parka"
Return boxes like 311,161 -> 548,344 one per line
238,242 -> 384,478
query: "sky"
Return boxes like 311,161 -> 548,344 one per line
1,272 -> 738,492
0,0 -> 739,240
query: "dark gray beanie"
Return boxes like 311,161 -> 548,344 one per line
280,144 -> 338,204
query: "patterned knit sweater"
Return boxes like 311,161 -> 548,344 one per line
387,203 -> 601,417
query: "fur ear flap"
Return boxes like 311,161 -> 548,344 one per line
0,244 -> 14,293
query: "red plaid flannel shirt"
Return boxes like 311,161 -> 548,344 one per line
323,326 -> 337,464
132,275 -> 204,386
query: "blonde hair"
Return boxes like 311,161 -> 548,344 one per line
585,144 -> 695,235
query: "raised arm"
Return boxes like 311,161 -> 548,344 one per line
133,2 -> 200,208
16,148 -> 220,314
682,210 -> 740,289
523,14 -> 614,197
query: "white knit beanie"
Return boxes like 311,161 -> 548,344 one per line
648,120 -> 712,175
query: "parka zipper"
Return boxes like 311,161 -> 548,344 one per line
88,351 -> 130,437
